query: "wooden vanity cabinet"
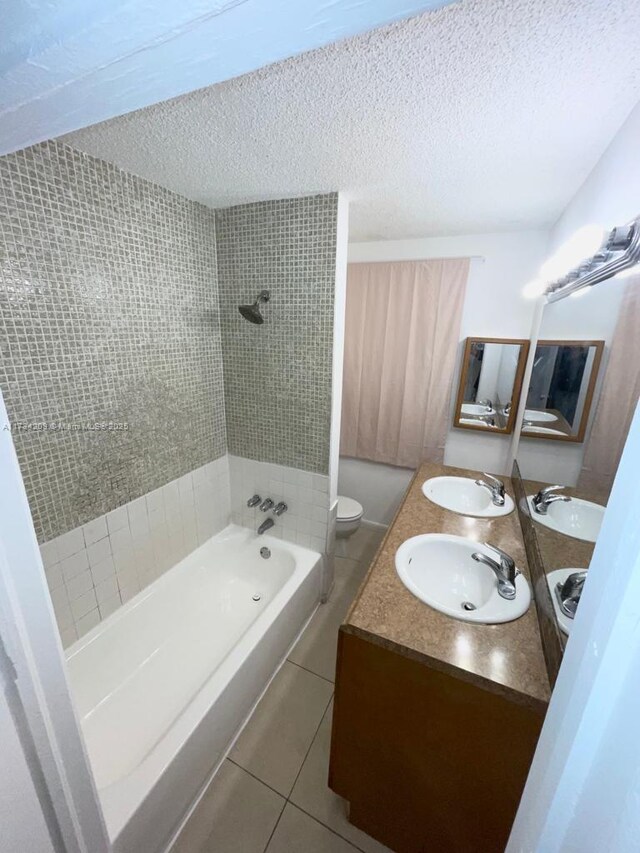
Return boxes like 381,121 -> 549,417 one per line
329,629 -> 545,853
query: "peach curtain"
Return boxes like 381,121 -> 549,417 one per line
340,259 -> 469,468
579,277 -> 640,492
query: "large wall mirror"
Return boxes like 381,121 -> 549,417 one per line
513,274 -> 640,681
521,339 -> 604,442
453,337 -> 530,434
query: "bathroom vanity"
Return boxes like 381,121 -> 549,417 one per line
329,462 -> 549,853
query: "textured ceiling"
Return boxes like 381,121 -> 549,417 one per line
65,0 -> 640,241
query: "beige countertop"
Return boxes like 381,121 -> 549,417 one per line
520,477 -> 608,576
343,461 -> 551,712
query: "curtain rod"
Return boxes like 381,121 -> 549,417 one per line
546,215 -> 640,303
348,255 -> 485,263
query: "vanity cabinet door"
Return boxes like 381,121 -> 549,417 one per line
329,629 -> 545,853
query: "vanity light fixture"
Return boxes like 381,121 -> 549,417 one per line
522,217 -> 640,302
545,215 -> 640,302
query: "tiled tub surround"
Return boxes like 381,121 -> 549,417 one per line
0,140 -> 226,543
40,457 -> 230,646
229,455 -> 336,596
216,194 -> 338,474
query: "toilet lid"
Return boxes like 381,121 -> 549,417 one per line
337,496 -> 363,521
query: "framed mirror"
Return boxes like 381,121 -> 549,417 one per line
520,339 -> 604,442
453,337 -> 530,434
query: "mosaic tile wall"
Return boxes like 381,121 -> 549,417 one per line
216,194 -> 338,474
0,141 -> 226,542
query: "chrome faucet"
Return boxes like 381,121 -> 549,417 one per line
257,517 -> 275,535
478,398 -> 493,412
475,473 -> 505,507
273,501 -> 288,516
477,414 -> 496,427
472,543 -> 517,600
532,485 -> 572,515
247,494 -> 261,508
555,571 -> 587,619
259,498 -> 274,512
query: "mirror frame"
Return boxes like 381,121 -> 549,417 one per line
453,336 -> 530,435
520,338 -> 605,443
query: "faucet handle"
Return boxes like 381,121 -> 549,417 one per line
260,498 -> 274,512
537,484 -> 566,498
481,473 -> 504,491
273,501 -> 288,516
482,542 -> 516,573
247,494 -> 261,507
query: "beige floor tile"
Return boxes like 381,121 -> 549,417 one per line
339,526 -> 385,564
229,660 -> 333,796
288,558 -> 366,681
266,804 -> 360,853
291,703 -> 393,853
171,760 -> 284,853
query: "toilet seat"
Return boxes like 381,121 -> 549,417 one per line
337,496 -> 364,521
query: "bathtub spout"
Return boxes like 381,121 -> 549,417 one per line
258,517 -> 275,535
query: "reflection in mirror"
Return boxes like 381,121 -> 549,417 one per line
454,337 -> 529,434
514,275 -> 640,676
521,340 -> 604,441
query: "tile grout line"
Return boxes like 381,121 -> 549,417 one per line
284,692 -> 382,853
285,657 -> 336,686
287,804 -> 373,853
178,538 -> 384,852
261,691 -> 335,853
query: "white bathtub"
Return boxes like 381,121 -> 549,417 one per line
65,524 -> 323,853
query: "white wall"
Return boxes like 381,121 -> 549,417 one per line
338,457 -> 414,526
516,101 -> 640,486
342,230 -> 548,516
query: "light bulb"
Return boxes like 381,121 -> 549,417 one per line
541,225 -> 607,280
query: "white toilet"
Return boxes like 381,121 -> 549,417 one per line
336,495 -> 364,538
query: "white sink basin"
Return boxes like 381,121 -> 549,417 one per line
422,476 -> 514,518
547,568 -> 586,635
395,534 -> 530,623
462,403 -> 495,416
524,425 -> 565,436
524,409 -> 557,423
527,495 -> 604,542
460,417 -> 497,428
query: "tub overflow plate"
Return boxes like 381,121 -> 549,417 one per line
252,593 -> 262,602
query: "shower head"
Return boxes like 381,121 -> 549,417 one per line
238,290 -> 270,325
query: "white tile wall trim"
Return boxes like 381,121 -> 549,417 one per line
40,456 -> 230,647
228,455 -> 330,552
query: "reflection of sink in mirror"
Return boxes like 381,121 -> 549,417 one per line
461,403 -> 495,416
460,417 -> 496,428
547,568 -> 587,635
524,409 -> 557,423
524,425 -> 566,436
422,476 -> 514,517
527,495 -> 605,542
395,534 -> 530,624
454,337 -> 529,435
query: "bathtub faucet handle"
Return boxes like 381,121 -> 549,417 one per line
260,498 -> 274,512
247,494 -> 261,508
273,502 -> 288,516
